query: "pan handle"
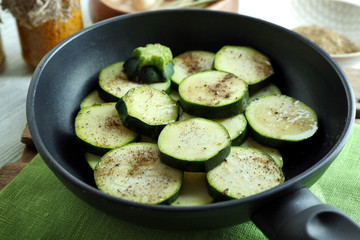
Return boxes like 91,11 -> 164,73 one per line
251,187 -> 360,240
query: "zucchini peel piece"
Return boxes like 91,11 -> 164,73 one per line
124,43 -> 174,83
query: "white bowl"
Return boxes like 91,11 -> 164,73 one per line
290,0 -> 360,69
239,0 -> 360,69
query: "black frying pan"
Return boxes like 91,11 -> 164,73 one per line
27,10 -> 360,239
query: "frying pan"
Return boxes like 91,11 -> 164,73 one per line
27,10 -> 360,239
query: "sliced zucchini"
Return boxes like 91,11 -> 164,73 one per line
169,89 -> 180,102
171,172 -> 213,206
116,86 -> 179,139
85,152 -> 102,170
80,90 -> 105,109
214,113 -> 247,146
245,94 -> 318,148
179,111 -> 247,146
178,108 -> 193,121
94,143 -> 183,205
75,103 -> 139,155
248,83 -> 281,103
207,147 -> 284,201
124,43 -> 174,83
98,62 -> 171,102
241,136 -> 283,168
178,70 -> 248,119
171,50 -> 215,88
214,46 -> 274,90
158,118 -> 231,172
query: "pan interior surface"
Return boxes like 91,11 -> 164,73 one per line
27,10 -> 354,229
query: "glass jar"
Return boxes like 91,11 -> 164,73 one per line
15,0 -> 83,69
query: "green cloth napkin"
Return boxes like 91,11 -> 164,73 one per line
1,125 -> 360,240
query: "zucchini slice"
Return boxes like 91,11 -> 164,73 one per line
158,118 -> 231,172
245,94 -> 318,148
207,147 -> 284,201
214,46 -> 274,90
75,103 -> 139,155
85,152 -> 102,170
179,111 -> 247,146
213,113 -> 247,146
169,89 -> 180,102
248,83 -> 281,104
171,50 -> 215,88
80,90 -> 105,109
178,70 -> 248,119
98,62 -> 171,102
171,172 -> 213,206
94,143 -> 183,205
116,86 -> 179,139
241,136 -> 283,168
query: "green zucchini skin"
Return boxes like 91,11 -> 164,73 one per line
137,66 -> 164,84
158,118 -> 232,172
248,126 -> 319,150
97,85 -> 119,103
115,86 -> 179,139
123,57 -> 138,80
179,95 -> 248,120
159,144 -> 231,172
206,147 -> 284,201
178,70 -> 249,119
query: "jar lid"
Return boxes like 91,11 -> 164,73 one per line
1,0 -> 80,28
